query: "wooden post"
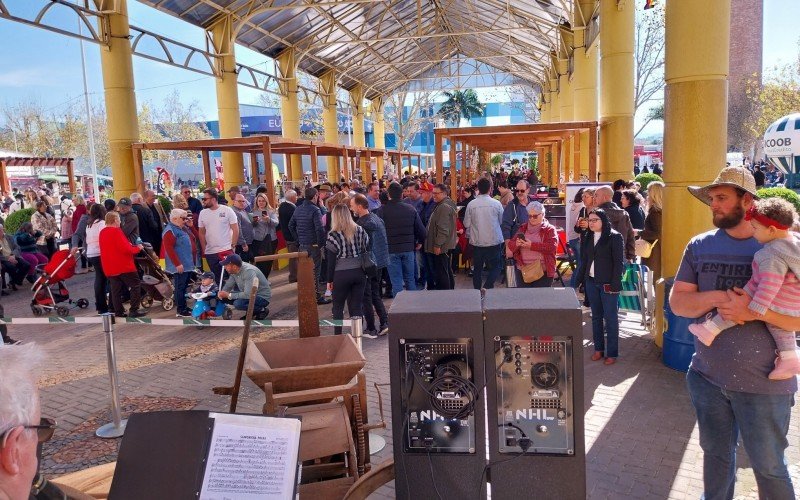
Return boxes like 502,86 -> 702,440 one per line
449,138 -> 457,200
0,160 -> 7,194
262,139 -> 276,206
341,147 -> 349,181
364,149 -> 372,183
249,151 -> 259,185
573,131 -> 581,182
67,159 -> 77,195
296,254 -> 320,337
131,150 -> 144,195
310,144 -> 319,184
589,124 -> 598,182
201,149 -> 212,189
435,132 -> 443,184
285,154 -> 293,186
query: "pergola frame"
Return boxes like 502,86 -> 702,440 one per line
131,135 -> 420,202
0,157 -> 76,195
434,121 -> 598,199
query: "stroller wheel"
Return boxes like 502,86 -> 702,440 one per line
140,296 -> 153,309
31,305 -> 44,317
56,306 -> 70,318
223,308 -> 233,320
76,298 -> 90,309
162,297 -> 175,311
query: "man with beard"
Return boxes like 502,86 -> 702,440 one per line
670,166 -> 798,500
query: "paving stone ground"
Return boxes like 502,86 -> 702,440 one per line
4,267 -> 797,499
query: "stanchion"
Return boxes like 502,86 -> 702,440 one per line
95,313 -> 127,439
350,316 -> 387,455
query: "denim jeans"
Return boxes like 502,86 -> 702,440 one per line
583,276 -> 619,358
388,251 -> 417,297
471,244 -> 503,290
686,369 -> 795,500
362,270 -> 388,331
173,271 -> 191,313
231,296 -> 269,312
568,237 -> 581,288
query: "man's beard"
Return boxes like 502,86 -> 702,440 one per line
713,204 -> 745,229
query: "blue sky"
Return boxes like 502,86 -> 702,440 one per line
0,0 -> 797,127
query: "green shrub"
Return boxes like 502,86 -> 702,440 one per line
4,208 -> 35,235
157,195 -> 173,215
635,173 -> 664,191
756,187 -> 800,214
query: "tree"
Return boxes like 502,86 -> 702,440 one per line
745,46 -> 800,153
634,102 -> 664,138
437,89 -> 485,127
633,4 -> 665,135
0,100 -> 86,161
138,90 -> 211,182
384,89 -> 439,152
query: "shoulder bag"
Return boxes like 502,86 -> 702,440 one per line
634,238 -> 658,258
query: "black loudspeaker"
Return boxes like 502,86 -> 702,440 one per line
483,288 -> 586,499
389,290 -> 486,500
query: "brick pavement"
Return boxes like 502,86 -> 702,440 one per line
11,268 -> 798,498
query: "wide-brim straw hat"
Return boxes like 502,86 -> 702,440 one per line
688,166 -> 759,206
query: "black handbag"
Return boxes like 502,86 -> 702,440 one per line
360,252 -> 377,277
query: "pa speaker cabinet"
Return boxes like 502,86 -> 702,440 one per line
389,290 -> 486,500
483,288 -> 585,499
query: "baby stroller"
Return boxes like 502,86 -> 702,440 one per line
136,243 -> 175,311
30,249 -> 89,317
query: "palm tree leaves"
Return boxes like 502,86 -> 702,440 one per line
437,89 -> 486,127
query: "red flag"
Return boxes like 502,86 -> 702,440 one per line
644,0 -> 655,10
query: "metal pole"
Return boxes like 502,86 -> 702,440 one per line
78,19 -> 99,201
350,316 -> 363,353
96,313 -> 127,438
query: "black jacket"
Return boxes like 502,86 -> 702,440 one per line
597,202 -> 635,261
278,202 -> 297,242
288,202 -> 325,246
376,200 -> 427,254
133,204 -> 160,247
575,230 -> 624,292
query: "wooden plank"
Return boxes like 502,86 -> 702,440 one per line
249,151 -> 259,185
364,149 -> 371,183
449,139 -> 457,200
434,121 -> 597,136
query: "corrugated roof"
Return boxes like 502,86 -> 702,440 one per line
139,0 -> 570,99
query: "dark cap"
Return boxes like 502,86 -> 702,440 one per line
200,271 -> 215,280
118,197 -> 132,207
220,254 -> 242,267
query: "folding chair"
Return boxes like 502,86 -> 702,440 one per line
554,229 -> 577,287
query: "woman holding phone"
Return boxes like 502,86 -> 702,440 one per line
250,193 -> 279,278
574,209 -> 624,365
505,202 -> 558,288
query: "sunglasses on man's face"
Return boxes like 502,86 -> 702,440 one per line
0,417 -> 57,447
514,189 -> 527,193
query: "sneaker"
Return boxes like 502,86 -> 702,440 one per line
316,297 -> 332,305
378,324 -> 389,336
255,309 -> 269,320
3,337 -> 20,345
362,329 -> 378,339
324,289 -> 332,298
128,309 -> 147,318
175,310 -> 193,318
688,321 -> 720,347
768,355 -> 800,380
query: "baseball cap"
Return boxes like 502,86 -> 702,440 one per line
419,182 -> 434,192
220,254 -> 243,267
118,197 -> 132,207
200,271 -> 215,280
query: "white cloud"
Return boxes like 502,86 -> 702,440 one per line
0,68 -> 56,88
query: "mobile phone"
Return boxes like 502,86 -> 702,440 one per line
262,211 -> 268,216
603,284 -> 613,293
516,233 -> 526,241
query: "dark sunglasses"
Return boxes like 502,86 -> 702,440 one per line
514,189 -> 527,193
1,417 -> 57,446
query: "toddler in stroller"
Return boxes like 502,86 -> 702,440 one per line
188,271 -> 232,320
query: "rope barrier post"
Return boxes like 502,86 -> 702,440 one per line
350,316 -> 363,354
96,313 -> 127,439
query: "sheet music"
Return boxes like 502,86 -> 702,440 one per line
199,413 -> 301,500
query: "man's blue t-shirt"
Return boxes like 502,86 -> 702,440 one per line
675,229 -> 797,395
